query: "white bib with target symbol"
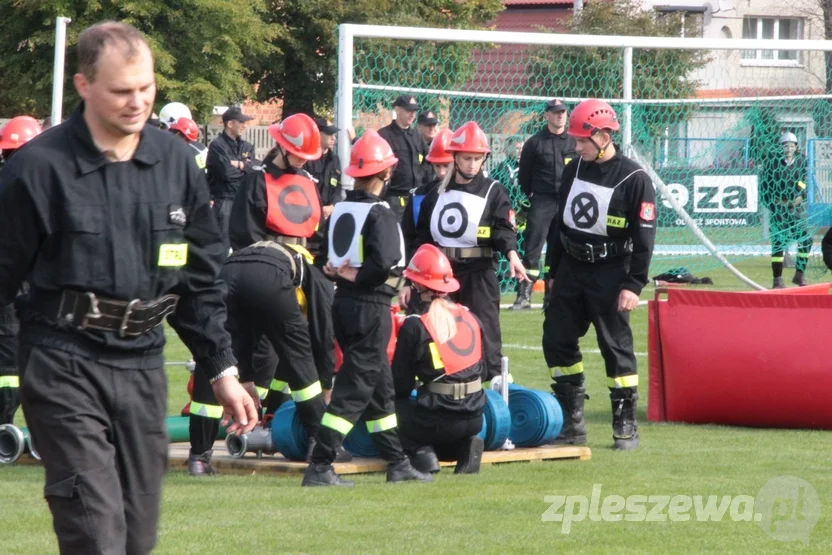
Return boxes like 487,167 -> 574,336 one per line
562,160 -> 643,237
328,202 -> 406,269
429,182 -> 496,248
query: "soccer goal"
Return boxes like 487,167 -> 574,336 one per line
335,24 -> 832,292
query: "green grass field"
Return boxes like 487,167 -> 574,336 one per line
2,259 -> 830,553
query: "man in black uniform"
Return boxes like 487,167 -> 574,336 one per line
206,106 -> 256,248
513,99 -> 576,309
0,22 -> 256,553
305,118 -> 343,259
417,110 -> 440,185
378,95 -> 428,223
542,99 -> 655,451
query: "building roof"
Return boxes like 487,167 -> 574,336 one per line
503,0 -> 574,5
493,8 -> 571,31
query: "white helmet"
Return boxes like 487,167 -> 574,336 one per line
780,132 -> 798,145
159,102 -> 193,129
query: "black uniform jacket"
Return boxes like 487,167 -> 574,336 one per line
546,153 -> 656,296
321,190 -> 403,302
0,104 -> 235,379
518,127 -> 577,196
392,311 -> 486,414
206,131 -> 255,200
414,171 -> 518,276
377,122 -> 427,196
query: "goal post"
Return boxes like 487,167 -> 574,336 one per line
336,23 -> 832,292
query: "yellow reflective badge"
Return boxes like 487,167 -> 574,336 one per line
195,151 -> 207,169
158,244 -> 188,267
606,215 -> 626,228
564,157 -> 572,165
477,226 -> 491,238
419,154 -> 424,163
330,177 -> 338,186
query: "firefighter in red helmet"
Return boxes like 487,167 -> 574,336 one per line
542,99 -> 656,450
392,244 -> 486,475
168,117 -> 208,172
188,114 -> 343,474
410,121 -> 528,391
304,130 -> 433,487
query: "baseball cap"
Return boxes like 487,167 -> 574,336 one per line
545,99 -> 567,112
222,107 -> 254,123
394,95 -> 420,111
417,111 -> 439,126
314,118 -> 339,135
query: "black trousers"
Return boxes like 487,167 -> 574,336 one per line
384,192 -> 409,224
191,260 -> 326,453
771,207 -> 812,274
19,341 -> 168,555
542,256 -> 638,396
522,193 -> 559,280
311,297 -> 405,465
395,399 -> 483,461
0,303 -> 19,425
452,269 -> 502,382
211,198 -> 234,250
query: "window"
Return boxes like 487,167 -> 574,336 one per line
655,7 -> 706,38
741,17 -> 802,63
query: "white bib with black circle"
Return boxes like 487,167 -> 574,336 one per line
328,202 -> 405,269
429,182 -> 496,248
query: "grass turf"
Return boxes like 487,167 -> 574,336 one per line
2,259 -> 830,553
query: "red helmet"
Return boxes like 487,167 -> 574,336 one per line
568,99 -> 619,138
169,117 -> 200,142
403,244 -> 460,294
425,129 -> 454,164
0,116 -> 42,150
345,130 -> 398,178
269,113 -> 322,161
445,121 -> 490,154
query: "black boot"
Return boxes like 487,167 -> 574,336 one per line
408,446 -> 440,474
772,277 -> 786,289
386,459 -> 434,483
511,280 -> 533,310
302,463 -> 354,487
792,271 -> 808,286
187,449 -> 218,476
306,438 -> 353,463
454,435 -> 484,474
611,393 -> 639,451
549,383 -> 587,445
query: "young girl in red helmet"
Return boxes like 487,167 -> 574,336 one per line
409,121 -> 529,390
392,244 -> 486,475
304,130 -> 433,487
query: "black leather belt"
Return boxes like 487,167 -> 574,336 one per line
440,247 -> 493,261
34,290 -> 179,337
560,234 -> 632,264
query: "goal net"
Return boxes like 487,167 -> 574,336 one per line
336,24 -> 832,293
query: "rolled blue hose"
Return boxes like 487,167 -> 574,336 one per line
482,389 -> 511,450
271,401 -> 308,461
507,384 -> 564,447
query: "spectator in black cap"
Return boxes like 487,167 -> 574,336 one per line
377,95 -> 428,223
206,106 -> 257,249
513,98 -> 576,310
306,118 -> 343,259
417,110 -> 441,184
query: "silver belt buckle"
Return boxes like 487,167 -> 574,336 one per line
585,243 -> 595,263
79,292 -> 103,329
119,299 -> 141,338
598,243 -> 609,259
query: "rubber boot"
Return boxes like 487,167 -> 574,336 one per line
302,463 -> 355,487
611,393 -> 639,451
187,449 -> 218,476
454,435 -> 484,474
511,280 -> 533,310
408,446 -> 440,474
772,277 -> 786,289
306,438 -> 353,463
792,271 -> 808,287
386,459 -> 434,483
549,383 -> 587,445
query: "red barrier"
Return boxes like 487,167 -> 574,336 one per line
648,286 -> 832,429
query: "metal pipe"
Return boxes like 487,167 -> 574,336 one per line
336,24 -> 355,190
0,424 -> 25,464
622,47 -> 633,157
50,16 -> 72,125
225,426 -> 275,459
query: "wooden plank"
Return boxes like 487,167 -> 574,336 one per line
166,442 -> 591,476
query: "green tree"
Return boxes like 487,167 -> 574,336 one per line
528,0 -> 708,144
254,0 -> 504,117
0,0 -> 278,120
